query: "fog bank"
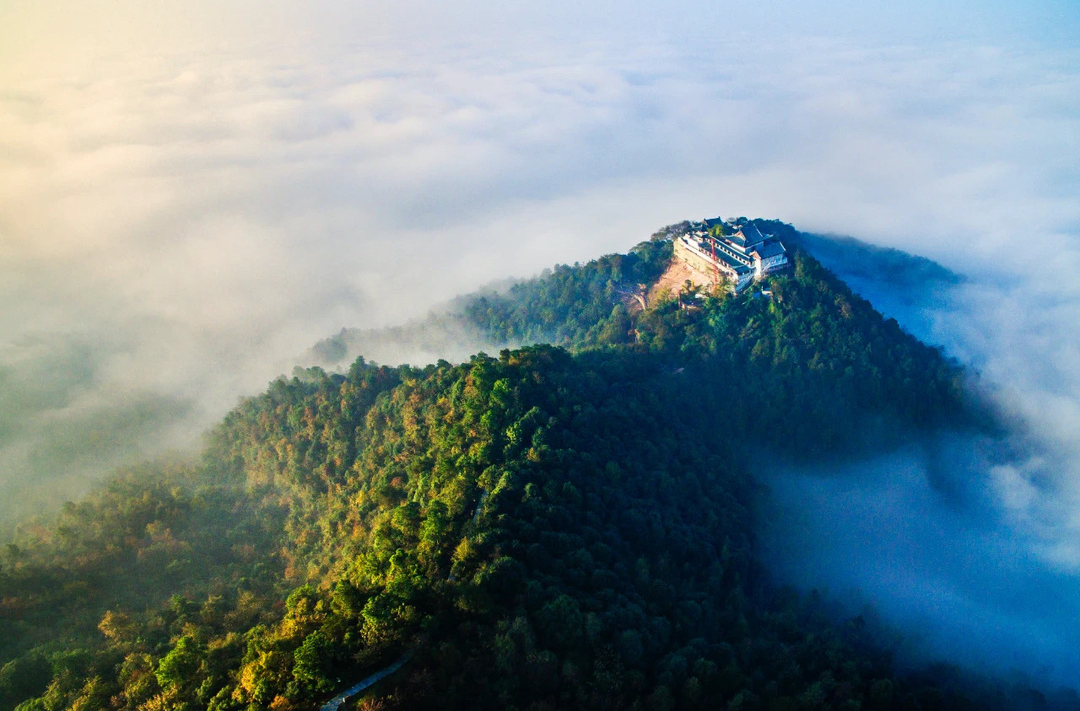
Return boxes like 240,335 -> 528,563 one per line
758,234 -> 1080,689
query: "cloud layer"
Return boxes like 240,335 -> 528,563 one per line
761,443 -> 1080,687
1,29 -> 1077,489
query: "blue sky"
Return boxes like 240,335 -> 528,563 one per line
3,0 -> 1079,76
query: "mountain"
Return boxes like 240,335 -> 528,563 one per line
309,221 -> 963,377
0,220 -> 1060,711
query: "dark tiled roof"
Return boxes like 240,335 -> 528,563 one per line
752,240 -> 786,259
715,241 -> 753,266
714,250 -> 752,274
730,223 -> 766,247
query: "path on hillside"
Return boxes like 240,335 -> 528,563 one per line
319,653 -> 411,711
648,259 -> 713,305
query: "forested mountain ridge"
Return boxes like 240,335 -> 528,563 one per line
0,221 -> 1050,711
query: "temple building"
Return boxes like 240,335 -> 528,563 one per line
673,218 -> 789,291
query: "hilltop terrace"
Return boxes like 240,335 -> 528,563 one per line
674,217 -> 789,291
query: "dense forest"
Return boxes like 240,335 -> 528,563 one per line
0,220 -> 1062,711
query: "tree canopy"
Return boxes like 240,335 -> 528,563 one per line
0,221 -> 1046,711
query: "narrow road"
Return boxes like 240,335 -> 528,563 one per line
319,653 -> 412,711
321,491 -> 473,709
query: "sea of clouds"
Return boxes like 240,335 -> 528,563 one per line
2,3 -> 1080,686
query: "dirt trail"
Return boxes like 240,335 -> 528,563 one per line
647,259 -> 715,305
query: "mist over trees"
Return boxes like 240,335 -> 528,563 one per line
1,224 -> 1065,711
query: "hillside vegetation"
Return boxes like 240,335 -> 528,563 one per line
1,221 -> 1048,711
